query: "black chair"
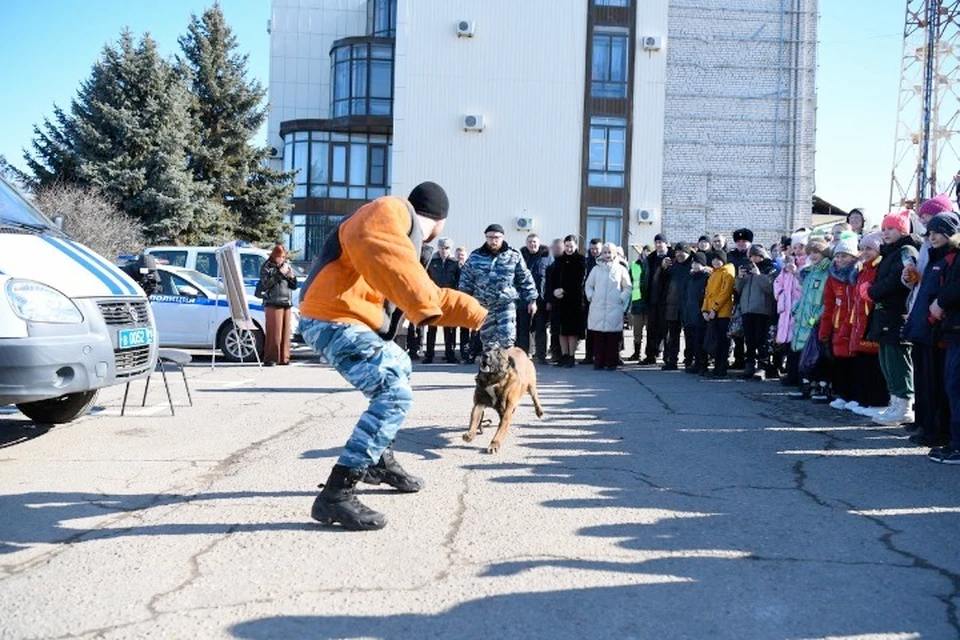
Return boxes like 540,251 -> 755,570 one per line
121,348 -> 193,416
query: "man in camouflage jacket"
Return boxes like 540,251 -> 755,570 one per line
459,224 -> 538,351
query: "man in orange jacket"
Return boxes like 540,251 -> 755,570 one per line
299,182 -> 487,530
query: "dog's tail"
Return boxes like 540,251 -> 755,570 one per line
529,385 -> 544,419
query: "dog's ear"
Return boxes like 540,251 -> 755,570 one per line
508,356 -> 516,369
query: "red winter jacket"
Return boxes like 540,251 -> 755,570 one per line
818,275 -> 855,358
850,257 -> 881,355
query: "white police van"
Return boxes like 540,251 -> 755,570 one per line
0,176 -> 157,423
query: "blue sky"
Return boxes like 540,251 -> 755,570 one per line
0,1 -> 907,226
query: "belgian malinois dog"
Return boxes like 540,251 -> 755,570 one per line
463,346 -> 544,453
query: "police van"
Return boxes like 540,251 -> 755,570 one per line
0,176 -> 157,423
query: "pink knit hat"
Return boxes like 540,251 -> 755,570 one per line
882,210 -> 910,234
918,193 -> 954,218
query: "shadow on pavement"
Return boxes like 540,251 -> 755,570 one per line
230,371 -> 960,639
0,490 -> 320,555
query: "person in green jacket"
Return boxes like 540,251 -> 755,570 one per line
789,237 -> 833,400
627,244 -> 650,360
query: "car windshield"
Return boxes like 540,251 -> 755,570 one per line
0,177 -> 52,229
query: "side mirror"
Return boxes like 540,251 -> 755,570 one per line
52,215 -> 65,230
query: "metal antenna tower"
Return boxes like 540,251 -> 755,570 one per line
889,0 -> 960,209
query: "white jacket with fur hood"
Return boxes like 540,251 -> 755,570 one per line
585,260 -> 632,332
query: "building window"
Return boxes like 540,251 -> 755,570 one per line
286,213 -> 345,263
331,41 -> 394,118
586,207 -> 623,245
591,28 -> 629,98
367,0 -> 397,37
282,130 -> 391,200
588,116 -> 626,188
594,0 -> 629,5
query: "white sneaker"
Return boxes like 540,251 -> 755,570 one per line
844,401 -> 861,412
874,397 -> 913,425
854,405 -> 880,417
829,398 -> 848,410
871,399 -> 897,423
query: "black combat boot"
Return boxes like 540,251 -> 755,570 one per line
361,448 -> 424,493
312,465 -> 387,531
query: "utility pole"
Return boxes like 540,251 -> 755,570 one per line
889,0 -> 960,209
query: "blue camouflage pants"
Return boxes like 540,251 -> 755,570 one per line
300,318 -> 413,469
479,302 -> 517,351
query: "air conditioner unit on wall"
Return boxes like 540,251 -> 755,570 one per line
516,216 -> 534,231
637,208 -> 658,224
463,114 -> 485,132
642,35 -> 663,51
457,20 -> 476,37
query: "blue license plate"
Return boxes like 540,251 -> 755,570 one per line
118,327 -> 153,350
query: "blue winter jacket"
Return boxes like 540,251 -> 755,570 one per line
459,242 -> 538,308
903,245 -> 952,346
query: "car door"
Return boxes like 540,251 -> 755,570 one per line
150,271 -> 211,346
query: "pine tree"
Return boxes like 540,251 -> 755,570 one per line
20,105 -> 82,189
21,31 -> 214,244
178,5 -> 292,244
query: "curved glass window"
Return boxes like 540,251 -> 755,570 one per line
282,130 -> 391,200
367,0 -> 396,37
331,41 -> 394,118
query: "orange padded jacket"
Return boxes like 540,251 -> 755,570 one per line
299,196 -> 487,333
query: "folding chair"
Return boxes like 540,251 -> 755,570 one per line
121,348 -> 193,416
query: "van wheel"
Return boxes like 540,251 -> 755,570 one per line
16,391 -> 99,424
217,322 -> 264,363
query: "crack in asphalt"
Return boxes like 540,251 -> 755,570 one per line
765,401 -> 960,637
619,370 -> 676,414
146,524 -> 240,616
835,497 -> 960,637
435,469 -> 471,583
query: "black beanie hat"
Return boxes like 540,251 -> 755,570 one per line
926,212 -> 960,237
484,223 -> 505,235
733,228 -> 754,243
708,249 -> 727,264
408,182 -> 449,220
654,233 -> 668,243
698,235 -> 710,243
692,251 -> 708,266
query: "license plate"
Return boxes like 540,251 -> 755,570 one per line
118,327 -> 153,350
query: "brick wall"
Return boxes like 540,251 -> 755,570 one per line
662,0 -> 818,246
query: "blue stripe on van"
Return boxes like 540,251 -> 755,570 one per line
41,236 -> 123,295
62,238 -> 138,295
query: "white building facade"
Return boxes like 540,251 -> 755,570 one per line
267,0 -> 817,261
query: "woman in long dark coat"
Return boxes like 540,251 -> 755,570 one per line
547,234 -> 586,367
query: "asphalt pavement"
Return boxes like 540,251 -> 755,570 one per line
1,349 -> 959,639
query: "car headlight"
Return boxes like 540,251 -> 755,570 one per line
5,280 -> 84,324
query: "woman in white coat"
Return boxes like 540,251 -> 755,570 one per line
585,242 -> 632,370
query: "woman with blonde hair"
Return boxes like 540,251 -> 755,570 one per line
585,242 -> 632,370
256,243 -> 299,365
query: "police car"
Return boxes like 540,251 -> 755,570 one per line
0,176 -> 157,424
150,265 -> 299,362
144,245 -> 305,304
